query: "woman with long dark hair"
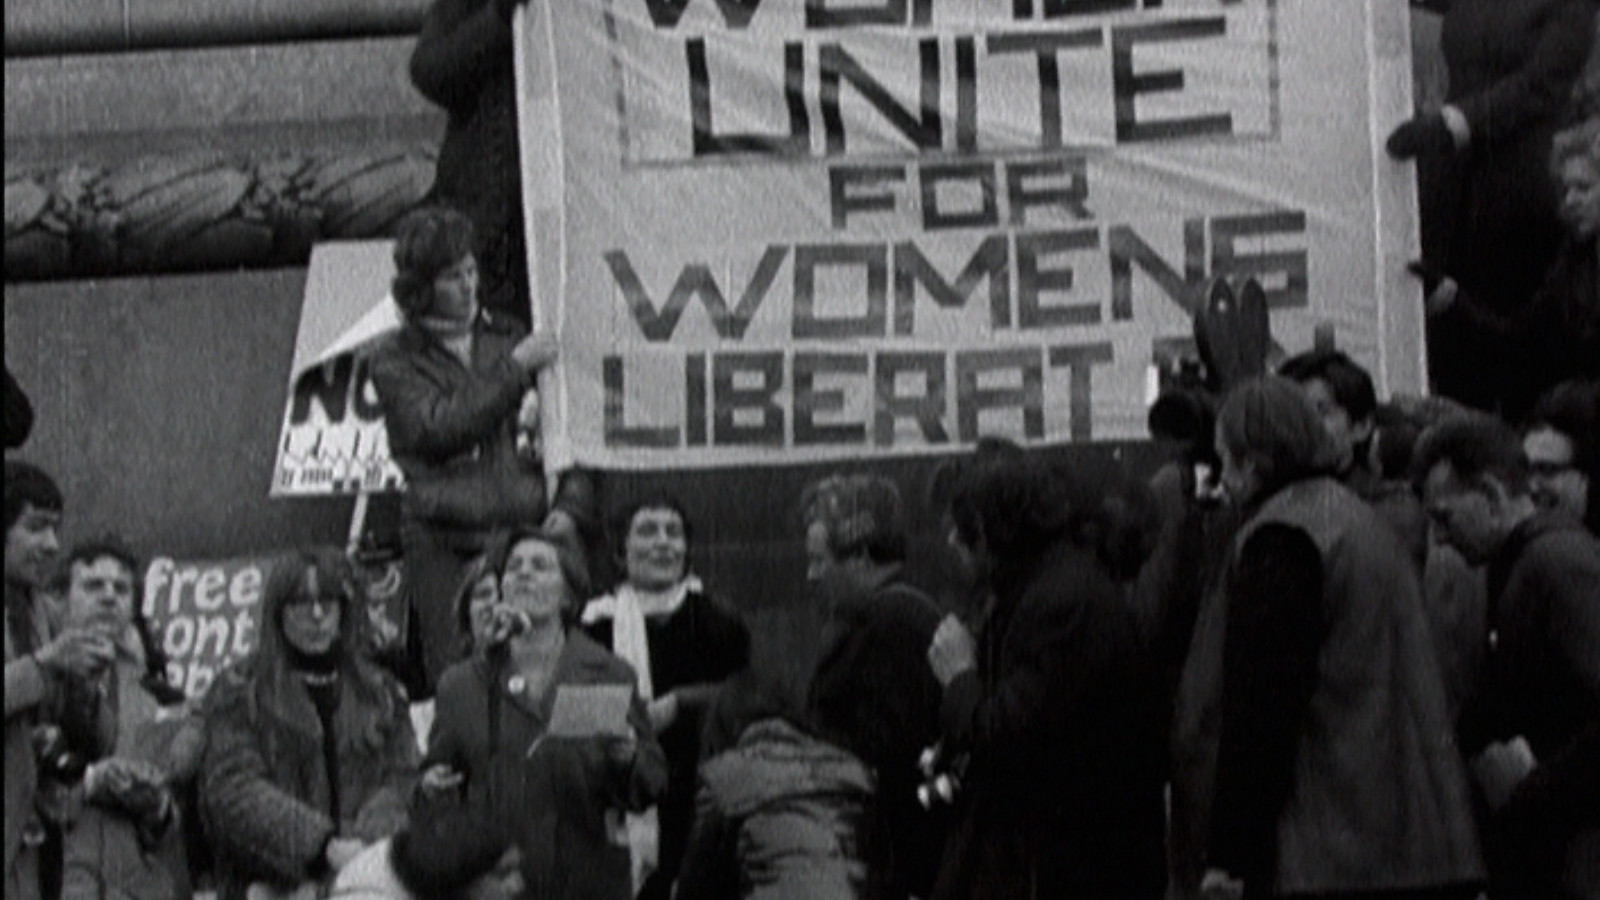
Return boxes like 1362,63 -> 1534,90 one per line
199,547 -> 418,900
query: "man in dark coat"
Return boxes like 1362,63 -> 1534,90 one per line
801,474 -> 945,900
410,0 -> 531,329
370,208 -> 597,696
927,455 -> 1166,900
1416,415 -> 1600,900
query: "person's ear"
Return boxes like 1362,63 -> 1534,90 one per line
1474,474 -> 1514,511
1351,415 -> 1376,447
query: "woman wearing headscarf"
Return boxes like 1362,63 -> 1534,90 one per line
199,547 -> 419,900
370,207 -> 598,698
1191,377 -> 1482,900
421,525 -> 667,900
580,493 -> 748,899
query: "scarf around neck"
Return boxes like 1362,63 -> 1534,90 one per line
582,575 -> 703,700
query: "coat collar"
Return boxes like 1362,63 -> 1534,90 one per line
394,309 -> 516,355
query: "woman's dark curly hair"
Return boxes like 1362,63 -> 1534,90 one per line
391,206 -> 476,321
948,448 -> 1158,588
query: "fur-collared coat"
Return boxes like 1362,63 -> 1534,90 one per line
198,655 -> 418,900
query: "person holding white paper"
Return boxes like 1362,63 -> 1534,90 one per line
420,524 -> 666,900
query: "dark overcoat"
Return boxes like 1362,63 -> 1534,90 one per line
933,538 -> 1167,900
424,632 -> 668,900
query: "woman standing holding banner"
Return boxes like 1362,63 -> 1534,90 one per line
371,208 -> 597,699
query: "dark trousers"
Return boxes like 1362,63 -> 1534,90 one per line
401,518 -> 493,699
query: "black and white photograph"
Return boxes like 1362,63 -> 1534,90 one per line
6,1 -> 1598,898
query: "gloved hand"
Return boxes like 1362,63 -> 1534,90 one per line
1385,114 -> 1454,159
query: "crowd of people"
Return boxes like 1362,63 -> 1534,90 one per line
8,326 -> 1600,900
6,0 -> 1600,899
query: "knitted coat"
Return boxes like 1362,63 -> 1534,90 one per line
806,575 -> 944,900
198,656 -> 418,900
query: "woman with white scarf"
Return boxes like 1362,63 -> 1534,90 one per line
581,494 -> 749,900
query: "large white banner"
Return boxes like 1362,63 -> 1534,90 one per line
519,0 -> 1423,470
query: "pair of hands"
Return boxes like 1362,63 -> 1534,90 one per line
85,757 -> 168,822
34,627 -> 116,680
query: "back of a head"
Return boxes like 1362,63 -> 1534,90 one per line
391,801 -> 515,900
948,453 -> 1068,569
1277,348 -> 1378,423
5,459 -> 62,532
1411,414 -> 1531,496
1216,376 -> 1343,491
1053,453 -> 1158,583
1372,404 -> 1425,482
925,437 -> 1027,525
799,474 -> 908,565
